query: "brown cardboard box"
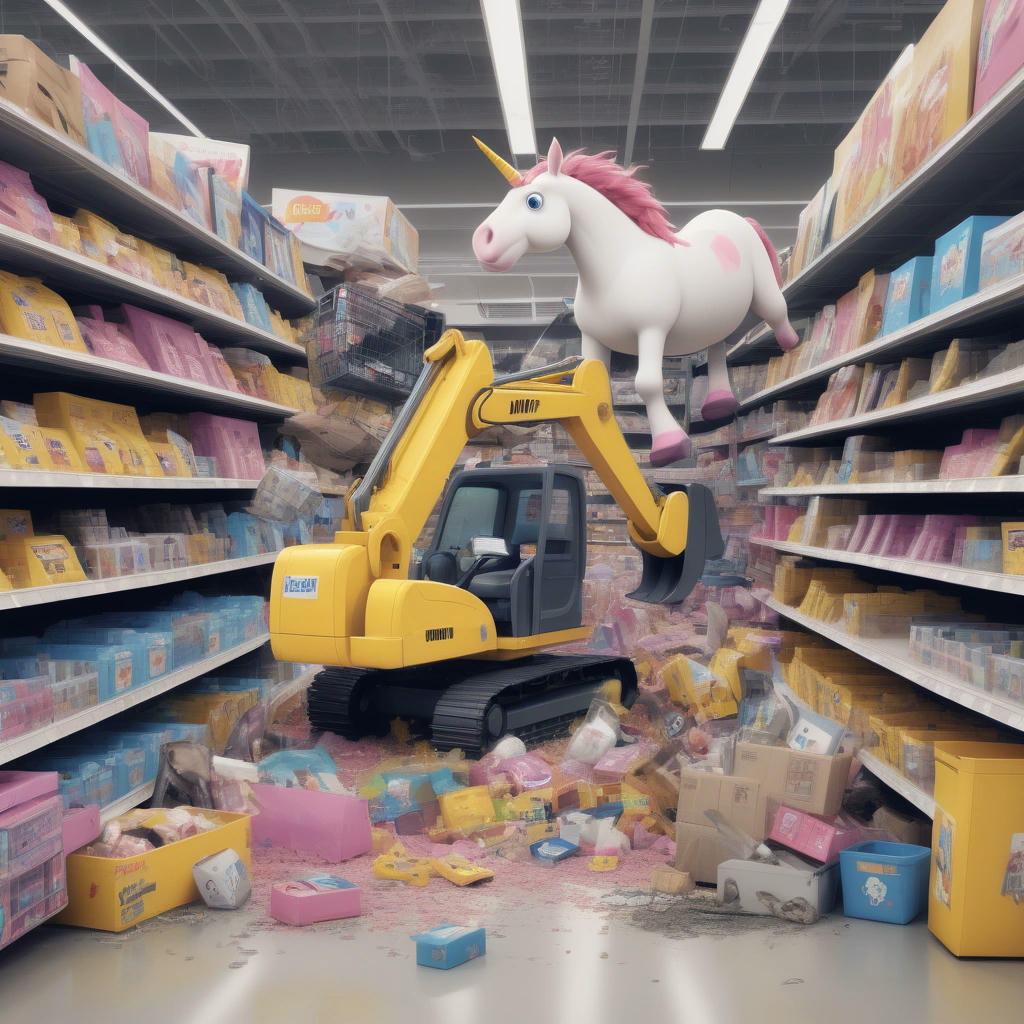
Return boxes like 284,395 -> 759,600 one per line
677,768 -> 766,840
870,804 -> 931,847
733,742 -> 852,819
674,821 -> 734,885
0,36 -> 86,146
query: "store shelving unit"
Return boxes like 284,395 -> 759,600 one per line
0,226 -> 306,360
0,633 -> 270,765
760,476 -> 1024,497
100,781 -> 156,825
0,469 -> 262,491
0,334 -> 300,419
857,749 -> 935,817
773,363 -> 1024,446
737,273 -> 1024,410
0,553 -> 279,611
723,69 -> 1024,808
0,98 -> 314,318
766,596 -> 1024,732
753,536 -> 1024,596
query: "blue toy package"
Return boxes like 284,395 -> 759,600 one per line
930,215 -> 1008,313
230,283 -> 274,333
880,256 -> 932,335
411,924 -> 486,970
240,191 -> 268,264
44,627 -> 170,684
173,152 -> 211,230
209,172 -> 242,246
23,643 -> 136,703
265,217 -> 296,283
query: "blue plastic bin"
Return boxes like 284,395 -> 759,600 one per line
839,840 -> 930,924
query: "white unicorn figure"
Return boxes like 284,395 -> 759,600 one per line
472,137 -> 799,466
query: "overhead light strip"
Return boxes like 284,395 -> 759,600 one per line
701,0 -> 790,151
43,0 -> 206,137
480,0 -> 536,157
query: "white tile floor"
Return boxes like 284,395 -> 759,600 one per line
2,897 -> 1022,1024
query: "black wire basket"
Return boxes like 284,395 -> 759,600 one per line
313,284 -> 445,401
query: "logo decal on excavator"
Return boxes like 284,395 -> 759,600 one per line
425,626 -> 455,642
282,575 -> 319,598
509,398 -> 540,416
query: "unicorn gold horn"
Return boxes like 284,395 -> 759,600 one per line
473,136 -> 524,187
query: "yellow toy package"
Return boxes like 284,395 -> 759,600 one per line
0,270 -> 87,352
0,416 -> 52,469
0,534 -> 87,588
50,213 -> 84,255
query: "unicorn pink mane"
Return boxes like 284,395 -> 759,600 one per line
522,150 -> 680,246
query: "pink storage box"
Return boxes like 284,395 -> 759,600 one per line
120,305 -> 217,385
250,784 -> 371,862
769,805 -> 867,864
0,852 -> 67,951
270,876 -> 361,925
0,793 -> 64,877
0,771 -> 58,814
189,412 -> 266,480
0,686 -> 55,742
62,804 -> 101,853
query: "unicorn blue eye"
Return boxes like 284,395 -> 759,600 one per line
526,193 -> 543,210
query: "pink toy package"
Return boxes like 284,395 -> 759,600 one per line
0,851 -> 67,951
0,161 -> 55,243
119,304 -> 216,385
189,412 -> 266,479
497,753 -> 552,794
73,61 -> 150,188
907,514 -> 978,563
270,876 -> 361,925
0,793 -> 64,878
202,341 -> 243,393
769,805 -> 868,864
846,514 -> 874,553
974,0 -> 1024,114
76,317 -> 151,370
940,428 -> 1002,478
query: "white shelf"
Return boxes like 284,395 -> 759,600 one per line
0,553 -> 278,611
0,98 -> 314,318
780,65 -> 1024,313
0,469 -> 261,491
765,597 -> 1024,733
753,537 -> 1024,597
759,476 -> 1024,498
100,781 -> 156,825
0,225 -> 305,360
0,334 -> 299,419
857,750 -> 935,817
737,273 -> 1024,410
772,364 -> 1024,445
0,633 -> 270,765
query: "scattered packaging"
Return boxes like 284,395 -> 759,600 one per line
192,847 -> 251,909
270,876 -> 361,924
411,923 -> 486,970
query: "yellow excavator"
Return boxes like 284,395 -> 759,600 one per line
270,329 -> 723,753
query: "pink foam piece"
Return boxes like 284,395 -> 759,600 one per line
62,804 -> 101,852
650,428 -> 691,466
251,783 -> 372,862
769,805 -> 868,863
701,388 -> 739,420
0,770 -> 58,814
270,878 -> 362,925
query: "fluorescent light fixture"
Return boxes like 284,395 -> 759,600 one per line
43,0 -> 206,137
480,0 -> 536,156
701,0 -> 790,151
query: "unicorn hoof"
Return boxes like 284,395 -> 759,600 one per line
650,429 -> 691,466
777,322 -> 800,351
701,389 -> 739,420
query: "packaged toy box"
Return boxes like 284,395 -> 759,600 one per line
0,35 -> 86,146
973,0 -> 1024,113
272,189 -> 419,275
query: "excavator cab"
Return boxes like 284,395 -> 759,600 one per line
419,466 -> 586,639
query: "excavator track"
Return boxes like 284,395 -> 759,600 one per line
306,654 -> 638,757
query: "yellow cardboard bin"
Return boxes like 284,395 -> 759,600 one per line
929,742 -> 1024,957
57,808 -> 251,932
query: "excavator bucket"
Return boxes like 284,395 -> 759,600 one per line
626,483 -> 725,605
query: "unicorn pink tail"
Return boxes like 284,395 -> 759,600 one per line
745,217 -> 782,286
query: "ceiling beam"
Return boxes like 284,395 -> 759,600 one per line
623,0 -> 655,166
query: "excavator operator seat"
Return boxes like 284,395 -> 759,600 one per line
420,465 -> 587,638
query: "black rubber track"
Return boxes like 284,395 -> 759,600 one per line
306,654 -> 638,756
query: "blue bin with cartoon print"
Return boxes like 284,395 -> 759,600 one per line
839,840 -> 930,924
